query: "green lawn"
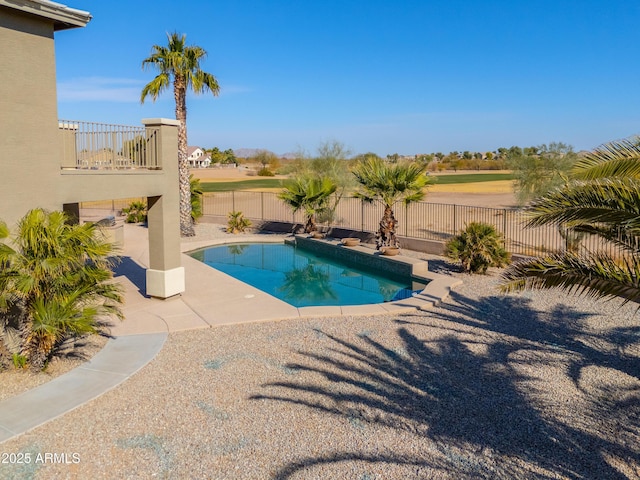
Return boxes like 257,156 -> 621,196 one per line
431,173 -> 515,184
200,172 -> 514,192
200,178 -> 284,192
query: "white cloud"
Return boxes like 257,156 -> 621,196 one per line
57,77 -> 144,103
57,77 -> 252,102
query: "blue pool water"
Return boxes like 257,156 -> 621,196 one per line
189,243 -> 425,307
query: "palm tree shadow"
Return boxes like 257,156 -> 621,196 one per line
251,321 -> 639,479
405,290 -> 640,382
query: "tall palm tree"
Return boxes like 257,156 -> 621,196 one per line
0,209 -> 123,369
278,174 -> 337,233
141,32 -> 220,236
351,157 -> 431,249
501,137 -> 640,305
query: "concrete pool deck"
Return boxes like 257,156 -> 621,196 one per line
111,225 -> 462,336
0,224 -> 461,444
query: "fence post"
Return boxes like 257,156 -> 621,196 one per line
261,192 -> 264,220
232,191 -> 235,212
453,204 -> 457,233
361,200 -> 364,232
404,203 -> 408,237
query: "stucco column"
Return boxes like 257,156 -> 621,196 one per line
142,118 -> 184,298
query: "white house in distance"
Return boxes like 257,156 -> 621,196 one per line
187,146 -> 211,168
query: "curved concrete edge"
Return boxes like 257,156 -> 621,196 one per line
180,233 -> 288,254
181,236 -> 463,320
0,333 -> 167,445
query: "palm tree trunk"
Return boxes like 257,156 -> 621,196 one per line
304,214 -> 316,233
376,205 -> 399,249
174,77 -> 195,237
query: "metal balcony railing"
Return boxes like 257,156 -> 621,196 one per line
59,120 -> 160,170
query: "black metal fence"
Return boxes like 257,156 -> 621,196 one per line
80,191 -> 623,258
201,191 -> 622,258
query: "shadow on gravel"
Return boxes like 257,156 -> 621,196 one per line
251,294 -> 640,479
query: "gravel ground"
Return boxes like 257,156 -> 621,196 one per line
0,333 -> 109,402
1,224 -> 639,479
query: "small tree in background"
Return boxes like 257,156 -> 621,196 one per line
252,150 -> 279,176
508,142 -> 578,205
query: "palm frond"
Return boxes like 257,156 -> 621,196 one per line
501,252 -> 640,305
524,178 -> 640,230
574,136 -> 640,180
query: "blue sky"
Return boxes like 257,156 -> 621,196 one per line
55,0 -> 640,157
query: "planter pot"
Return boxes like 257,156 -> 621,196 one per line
341,237 -> 361,247
381,246 -> 400,256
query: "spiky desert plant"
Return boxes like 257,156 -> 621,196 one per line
446,222 -> 510,274
122,200 -> 147,223
0,209 -> 123,369
351,157 -> 431,249
227,211 -> 252,234
501,136 -> 640,305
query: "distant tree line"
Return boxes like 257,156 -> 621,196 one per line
205,147 -> 238,165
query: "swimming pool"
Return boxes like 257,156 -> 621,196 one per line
189,243 -> 426,307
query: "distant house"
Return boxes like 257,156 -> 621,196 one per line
187,146 -> 211,168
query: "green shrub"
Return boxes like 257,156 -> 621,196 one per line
257,167 -> 275,177
190,175 -> 203,223
122,201 -> 147,223
0,209 -> 123,370
12,353 -> 27,369
227,211 -> 252,234
445,222 -> 510,274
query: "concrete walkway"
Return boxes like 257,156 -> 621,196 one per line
0,224 -> 461,444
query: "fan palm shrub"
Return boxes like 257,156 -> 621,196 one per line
351,157 -> 431,249
0,209 -> 123,369
122,200 -> 147,223
445,222 -> 511,274
278,174 -> 337,233
501,137 -> 640,305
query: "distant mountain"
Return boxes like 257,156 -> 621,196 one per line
233,148 -> 298,159
233,148 -> 262,158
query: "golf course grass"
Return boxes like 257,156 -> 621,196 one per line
200,172 -> 515,192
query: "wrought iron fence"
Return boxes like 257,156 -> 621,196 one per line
201,191 -> 625,258
59,120 -> 160,170
80,190 -> 625,259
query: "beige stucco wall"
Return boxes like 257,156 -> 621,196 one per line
0,7 -> 175,225
1,5 -> 183,297
0,8 -> 61,227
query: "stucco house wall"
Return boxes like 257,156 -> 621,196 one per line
0,1 -> 184,298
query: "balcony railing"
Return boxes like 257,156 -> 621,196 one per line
59,120 -> 160,170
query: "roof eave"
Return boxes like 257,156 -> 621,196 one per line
0,0 -> 91,30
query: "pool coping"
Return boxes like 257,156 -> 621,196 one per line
181,234 -> 463,318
